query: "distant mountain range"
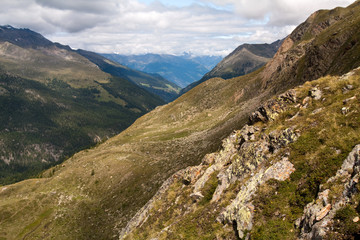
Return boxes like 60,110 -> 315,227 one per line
101,53 -> 223,88
77,50 -> 181,102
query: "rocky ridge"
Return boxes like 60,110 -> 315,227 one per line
261,1 -> 360,90
119,88 -> 301,239
120,67 -> 360,239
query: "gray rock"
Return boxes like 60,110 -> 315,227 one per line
341,107 -> 349,115
346,84 -> 354,90
219,158 -> 296,239
342,85 -> 354,94
190,192 -> 204,202
311,108 -> 323,115
201,153 -> 217,165
231,140 -> 269,178
269,128 -> 299,153
343,96 -> 356,104
193,164 -> 221,194
239,125 -> 259,145
309,87 -> 322,100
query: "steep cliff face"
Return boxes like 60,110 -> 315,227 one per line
262,1 -> 360,91
120,67 -> 360,240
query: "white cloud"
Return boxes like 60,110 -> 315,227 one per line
204,0 -> 354,25
0,0 -> 355,56
35,0 -> 119,14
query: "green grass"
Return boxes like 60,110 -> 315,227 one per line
17,208 -> 53,238
199,171 -> 218,205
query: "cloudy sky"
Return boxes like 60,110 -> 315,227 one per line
0,0 -> 355,56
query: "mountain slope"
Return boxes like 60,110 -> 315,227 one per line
203,39 -> 282,80
78,50 -> 181,102
101,53 -> 222,88
0,26 -> 164,184
1,1 -> 360,239
121,67 -> 360,239
181,39 -> 282,94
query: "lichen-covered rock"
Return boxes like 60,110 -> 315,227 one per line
249,89 -> 297,124
315,204 -> 331,221
182,165 -> 205,185
201,153 -> 217,165
231,140 -> 269,178
218,158 -> 296,238
297,144 -> 360,239
214,120 -> 299,238
212,128 -> 297,203
239,125 -> 259,145
192,131 -> 242,194
263,157 -> 295,181
193,163 -> 222,194
269,128 -> 299,153
279,89 -> 297,103
211,165 -> 235,202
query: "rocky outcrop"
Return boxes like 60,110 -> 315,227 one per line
297,144 -> 360,239
249,89 -> 296,124
119,87 -> 300,239
216,126 -> 298,239
218,158 -> 295,238
187,115 -> 299,239
269,127 -> 299,153
118,62 -> 360,239
182,165 -> 205,185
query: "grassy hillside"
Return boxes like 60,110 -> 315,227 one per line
0,1 -> 360,239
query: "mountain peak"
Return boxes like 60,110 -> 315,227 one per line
0,25 -> 58,49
